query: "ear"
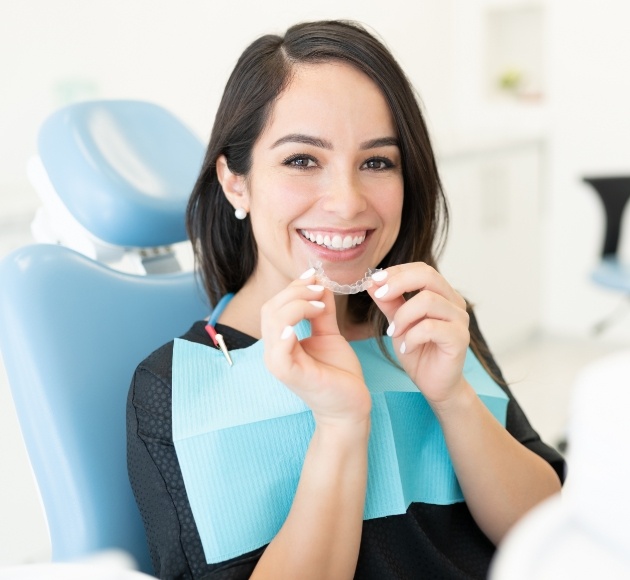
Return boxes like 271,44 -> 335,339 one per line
216,155 -> 249,212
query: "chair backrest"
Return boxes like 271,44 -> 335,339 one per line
583,176 -> 630,259
0,244 -> 209,572
0,98 -> 209,573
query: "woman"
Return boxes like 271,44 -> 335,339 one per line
127,20 -> 564,579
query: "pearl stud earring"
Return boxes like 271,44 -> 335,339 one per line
234,207 -> 247,220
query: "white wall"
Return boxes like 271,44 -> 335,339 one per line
543,0 -> 630,338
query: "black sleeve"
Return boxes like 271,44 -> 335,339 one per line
126,341 -> 264,579
467,307 -> 567,483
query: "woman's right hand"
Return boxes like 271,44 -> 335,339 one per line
261,271 -> 371,426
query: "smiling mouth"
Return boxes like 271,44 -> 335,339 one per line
299,229 -> 367,251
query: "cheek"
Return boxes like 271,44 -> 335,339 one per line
377,181 -> 404,227
382,191 -> 404,248
255,178 -> 318,220
254,170 -> 319,200
248,183 -> 311,237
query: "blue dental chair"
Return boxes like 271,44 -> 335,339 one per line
582,176 -> 630,333
0,100 -> 209,574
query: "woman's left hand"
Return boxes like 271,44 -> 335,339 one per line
367,263 -> 470,406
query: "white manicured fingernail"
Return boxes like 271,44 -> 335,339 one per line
374,284 -> 389,299
386,321 -> 395,336
300,268 -> 316,279
309,300 -> 325,309
281,325 -> 294,340
400,341 -> 406,354
371,270 -> 388,282
307,284 -> 324,292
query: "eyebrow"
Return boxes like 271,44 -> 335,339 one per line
271,134 -> 332,149
359,137 -> 399,150
270,133 -> 399,150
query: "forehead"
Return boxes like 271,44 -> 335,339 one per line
258,61 -> 396,143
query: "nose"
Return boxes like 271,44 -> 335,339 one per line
321,173 -> 368,220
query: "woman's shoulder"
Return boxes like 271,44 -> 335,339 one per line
133,320 -> 211,387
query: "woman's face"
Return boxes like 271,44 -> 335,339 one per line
236,61 -> 403,293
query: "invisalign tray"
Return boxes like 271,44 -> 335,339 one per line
309,259 -> 379,294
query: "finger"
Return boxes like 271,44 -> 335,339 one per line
366,268 -> 405,323
261,269 -> 323,313
261,278 -> 326,356
371,263 -> 466,310
262,297 -> 329,380
261,288 -> 327,343
398,318 -> 470,357
388,290 -> 469,339
308,288 -> 342,338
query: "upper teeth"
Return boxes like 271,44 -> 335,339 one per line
300,230 -> 366,250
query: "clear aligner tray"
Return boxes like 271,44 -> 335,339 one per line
310,259 -> 380,294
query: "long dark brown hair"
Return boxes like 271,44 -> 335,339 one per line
186,20 -> 499,379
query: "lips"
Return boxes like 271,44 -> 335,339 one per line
299,229 -> 367,251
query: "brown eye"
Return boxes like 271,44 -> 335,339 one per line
363,157 -> 394,170
283,154 -> 317,168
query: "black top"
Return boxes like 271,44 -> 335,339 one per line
127,312 -> 565,580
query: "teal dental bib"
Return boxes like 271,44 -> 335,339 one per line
172,320 -> 508,564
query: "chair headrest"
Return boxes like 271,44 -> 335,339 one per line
38,100 -> 205,247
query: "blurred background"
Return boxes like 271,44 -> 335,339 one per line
1,0 -> 629,566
